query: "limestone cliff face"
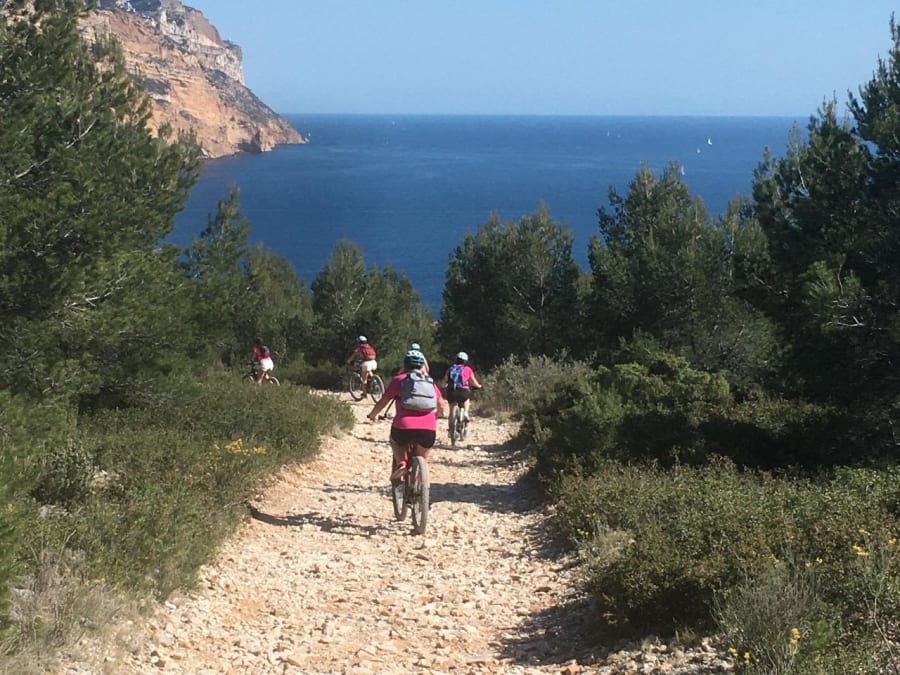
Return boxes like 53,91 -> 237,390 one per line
80,0 -> 304,158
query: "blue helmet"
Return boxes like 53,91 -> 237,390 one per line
403,349 -> 426,369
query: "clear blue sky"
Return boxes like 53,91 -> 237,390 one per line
185,1 -> 897,117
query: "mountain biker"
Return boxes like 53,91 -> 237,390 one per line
347,335 -> 377,390
252,336 -> 274,384
444,351 -> 481,428
367,349 -> 445,481
409,342 -> 429,375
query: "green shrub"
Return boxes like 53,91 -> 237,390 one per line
10,374 -> 353,603
478,354 -> 594,417
526,350 -> 732,475
31,440 -> 93,507
714,563 -> 836,674
552,459 -> 900,650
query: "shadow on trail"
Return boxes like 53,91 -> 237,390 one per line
248,505 -> 389,537
499,594 -> 604,668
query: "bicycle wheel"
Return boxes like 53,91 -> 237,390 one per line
265,375 -> 280,386
368,374 -> 385,401
391,459 -> 406,521
348,372 -> 365,401
459,412 -> 468,441
449,407 -> 458,447
409,455 -> 429,535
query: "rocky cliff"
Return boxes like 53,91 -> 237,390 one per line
80,0 -> 304,158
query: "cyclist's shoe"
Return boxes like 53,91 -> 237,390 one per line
390,461 -> 407,482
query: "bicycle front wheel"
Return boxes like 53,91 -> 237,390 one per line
409,455 -> 429,535
368,374 -> 385,401
265,374 -> 280,385
391,460 -> 406,521
348,372 -> 365,401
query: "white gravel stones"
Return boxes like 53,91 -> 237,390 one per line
55,395 -> 733,674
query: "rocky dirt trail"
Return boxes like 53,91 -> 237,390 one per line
58,394 -> 733,674
59,395 -> 597,674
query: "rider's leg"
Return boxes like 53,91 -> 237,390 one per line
389,437 -> 406,470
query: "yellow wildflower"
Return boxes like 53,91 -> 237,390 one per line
851,544 -> 869,557
858,528 -> 870,536
789,627 -> 800,645
727,646 -> 737,656
743,651 -> 751,662
889,537 -> 897,547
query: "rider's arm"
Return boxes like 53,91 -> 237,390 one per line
469,372 -> 482,388
366,384 -> 393,420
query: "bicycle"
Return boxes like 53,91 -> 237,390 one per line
448,405 -> 468,447
390,445 -> 429,535
348,366 -> 384,402
245,363 -> 280,385
447,386 -> 479,447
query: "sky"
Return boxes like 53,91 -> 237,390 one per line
184,1 -> 898,117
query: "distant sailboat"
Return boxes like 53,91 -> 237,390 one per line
707,137 -> 713,145
680,165 -> 686,176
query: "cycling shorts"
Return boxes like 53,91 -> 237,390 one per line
390,427 -> 436,449
446,387 -> 471,404
259,357 -> 274,372
359,359 -> 377,373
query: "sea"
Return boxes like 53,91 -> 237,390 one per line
172,114 -> 803,311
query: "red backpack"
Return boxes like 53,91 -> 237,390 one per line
359,343 -> 376,360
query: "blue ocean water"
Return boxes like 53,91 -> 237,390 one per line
173,114 -> 801,311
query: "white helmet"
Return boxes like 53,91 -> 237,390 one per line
410,342 -> 421,351
456,351 -> 468,362
357,335 -> 367,343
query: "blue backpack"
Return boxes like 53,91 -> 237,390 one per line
448,364 -> 466,390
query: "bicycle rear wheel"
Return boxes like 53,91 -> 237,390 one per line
348,372 -> 365,401
449,408 -> 458,447
368,374 -> 385,401
408,455 -> 429,535
265,374 -> 280,386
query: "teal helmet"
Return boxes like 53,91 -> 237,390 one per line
403,349 -> 426,369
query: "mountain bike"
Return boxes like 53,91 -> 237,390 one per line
348,367 -> 384,402
448,406 -> 468,447
390,447 -> 429,535
447,386 -> 480,446
245,363 -> 280,385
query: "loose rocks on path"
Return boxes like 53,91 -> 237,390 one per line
57,395 -> 733,674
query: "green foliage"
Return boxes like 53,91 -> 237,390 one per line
551,459 -> 900,656
0,0 -> 200,409
589,165 -> 777,391
182,186 -> 252,363
0,473 -> 18,637
478,354 -> 594,417
309,238 -> 434,374
439,205 -> 581,369
714,564 -> 836,675
24,376 -> 353,598
747,20 -> 900,459
30,439 -> 93,507
526,348 -> 732,473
